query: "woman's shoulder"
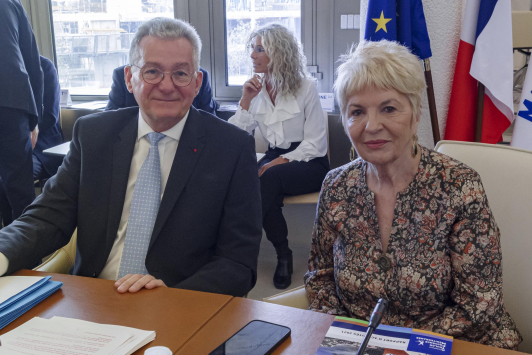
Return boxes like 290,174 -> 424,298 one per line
323,159 -> 365,187
422,146 -> 483,185
298,77 -> 318,93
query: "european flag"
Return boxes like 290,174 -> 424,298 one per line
364,0 -> 432,60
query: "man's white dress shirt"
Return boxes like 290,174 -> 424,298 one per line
0,111 -> 189,279
229,77 -> 327,162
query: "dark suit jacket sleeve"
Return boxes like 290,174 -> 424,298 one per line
39,56 -> 61,133
193,69 -> 219,115
0,0 -> 43,130
0,118 -> 83,274
106,67 -> 127,110
175,133 -> 262,296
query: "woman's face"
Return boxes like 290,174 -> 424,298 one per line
250,36 -> 270,74
345,87 -> 420,167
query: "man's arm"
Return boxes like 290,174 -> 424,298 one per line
175,133 -> 262,297
39,56 -> 61,133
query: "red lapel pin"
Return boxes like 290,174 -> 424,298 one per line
193,149 -> 197,152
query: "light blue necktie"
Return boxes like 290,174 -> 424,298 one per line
118,132 -> 166,279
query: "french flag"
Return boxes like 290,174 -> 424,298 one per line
444,0 -> 514,143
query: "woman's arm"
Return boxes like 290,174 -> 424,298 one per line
228,75 -> 263,133
282,81 -> 328,162
228,106 -> 258,134
304,175 -> 347,315
419,175 -> 520,349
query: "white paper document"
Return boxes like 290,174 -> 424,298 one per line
0,317 -> 155,355
0,276 -> 45,305
319,93 -> 335,112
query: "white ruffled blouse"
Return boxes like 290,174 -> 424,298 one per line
228,77 -> 328,162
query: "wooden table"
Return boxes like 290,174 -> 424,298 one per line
1,271 -> 527,355
177,297 -> 525,355
175,297 -> 335,355
1,270 -> 232,354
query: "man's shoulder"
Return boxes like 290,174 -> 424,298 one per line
75,107 -> 138,131
0,0 -> 23,25
0,0 -> 20,12
113,65 -> 126,81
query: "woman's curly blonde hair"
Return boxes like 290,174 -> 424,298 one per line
247,23 -> 311,97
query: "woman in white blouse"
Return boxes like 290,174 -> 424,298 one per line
229,23 -> 329,289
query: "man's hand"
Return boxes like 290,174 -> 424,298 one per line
114,274 -> 166,293
31,126 -> 39,149
258,156 -> 289,177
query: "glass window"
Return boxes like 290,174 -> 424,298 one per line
225,0 -> 301,86
51,0 -> 174,96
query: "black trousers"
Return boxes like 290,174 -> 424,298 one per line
0,155 -> 45,226
258,143 -> 329,256
0,108 -> 35,225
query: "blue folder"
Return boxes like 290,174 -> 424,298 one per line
0,276 -> 63,329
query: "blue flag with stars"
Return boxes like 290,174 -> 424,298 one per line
364,0 -> 432,59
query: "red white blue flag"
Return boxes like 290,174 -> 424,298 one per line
445,0 -> 513,143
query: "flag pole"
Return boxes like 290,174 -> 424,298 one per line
423,58 -> 441,144
475,83 -> 485,142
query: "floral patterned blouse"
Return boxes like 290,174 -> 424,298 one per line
304,146 -> 522,350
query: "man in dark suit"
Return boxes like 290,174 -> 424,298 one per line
0,0 -> 43,222
106,65 -> 219,115
0,56 -> 64,226
0,18 -> 262,297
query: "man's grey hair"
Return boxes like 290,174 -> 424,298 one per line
129,17 -> 202,71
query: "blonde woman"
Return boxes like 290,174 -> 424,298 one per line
229,23 -> 329,289
304,40 -> 521,349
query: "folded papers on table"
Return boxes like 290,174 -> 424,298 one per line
0,276 -> 63,330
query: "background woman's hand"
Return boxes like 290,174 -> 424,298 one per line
258,156 -> 289,177
240,74 -> 263,110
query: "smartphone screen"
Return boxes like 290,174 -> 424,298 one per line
208,320 -> 291,355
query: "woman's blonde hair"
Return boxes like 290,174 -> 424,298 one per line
333,40 -> 426,123
247,23 -> 310,97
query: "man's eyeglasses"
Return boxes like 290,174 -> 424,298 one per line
131,64 -> 196,87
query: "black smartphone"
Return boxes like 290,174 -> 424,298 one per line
208,320 -> 291,355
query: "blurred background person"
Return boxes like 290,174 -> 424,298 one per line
106,64 -> 219,115
0,55 -> 63,226
229,23 -> 329,289
0,0 -> 43,225
304,40 -> 521,350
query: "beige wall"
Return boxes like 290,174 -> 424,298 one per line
512,0 -> 532,11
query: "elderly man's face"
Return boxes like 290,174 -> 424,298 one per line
345,87 -> 419,167
125,36 -> 202,132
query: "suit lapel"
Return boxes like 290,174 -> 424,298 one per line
149,108 -> 206,249
105,114 -> 138,252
